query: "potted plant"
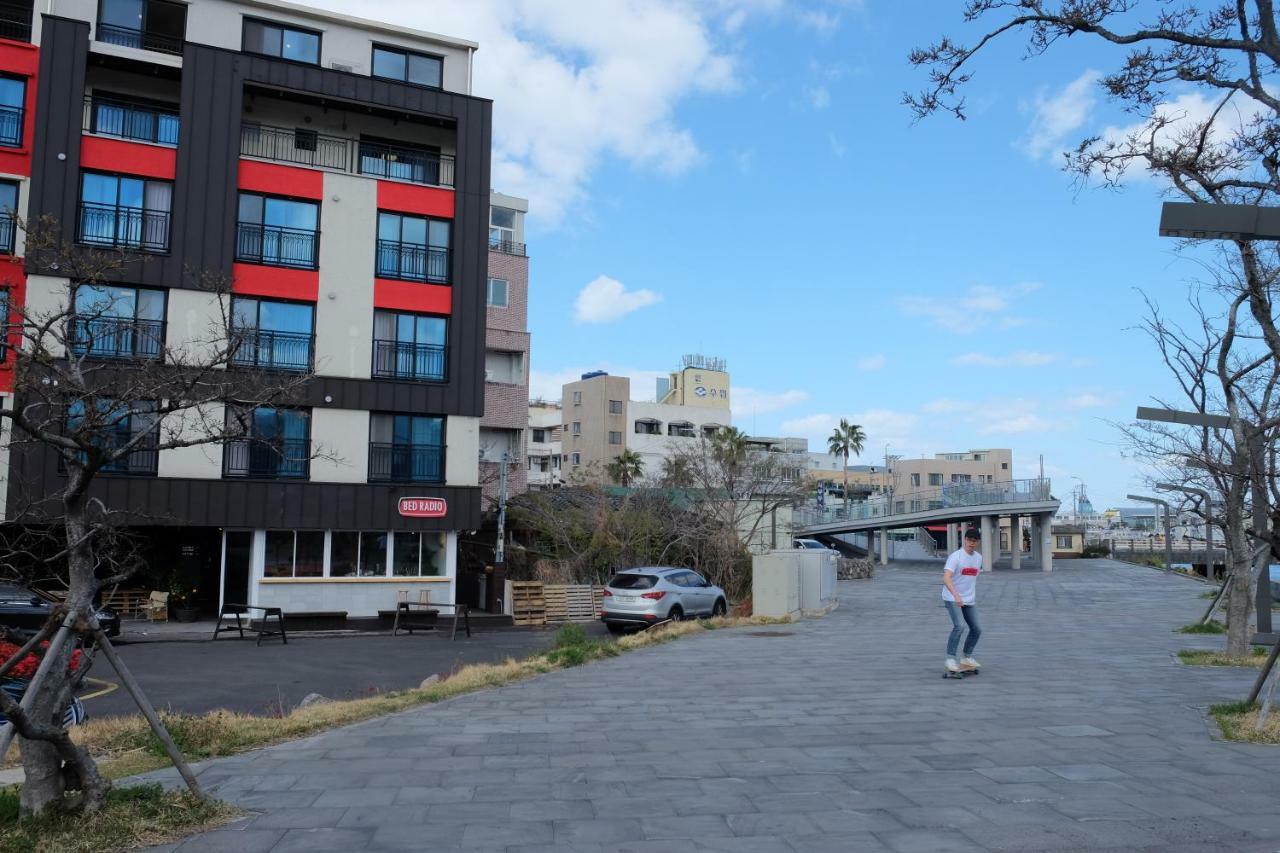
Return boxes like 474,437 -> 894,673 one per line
168,576 -> 200,622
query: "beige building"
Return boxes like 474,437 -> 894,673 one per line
892,449 -> 1013,495
657,354 -> 731,410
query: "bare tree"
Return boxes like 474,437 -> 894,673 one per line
0,218 -> 320,816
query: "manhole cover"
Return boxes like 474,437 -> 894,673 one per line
747,631 -> 795,637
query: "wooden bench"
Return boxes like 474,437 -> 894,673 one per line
213,604 -> 287,646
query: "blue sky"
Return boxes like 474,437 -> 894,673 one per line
321,0 -> 1230,510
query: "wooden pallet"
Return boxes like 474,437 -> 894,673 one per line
544,584 -> 602,622
511,581 -> 546,627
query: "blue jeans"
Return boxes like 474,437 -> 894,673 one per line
944,601 -> 981,657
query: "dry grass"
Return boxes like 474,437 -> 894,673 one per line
1210,701 -> 1280,744
1178,648 -> 1267,667
0,783 -> 238,853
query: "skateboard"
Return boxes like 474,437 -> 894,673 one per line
942,667 -> 980,679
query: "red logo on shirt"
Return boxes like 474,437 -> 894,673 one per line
961,568 -> 979,576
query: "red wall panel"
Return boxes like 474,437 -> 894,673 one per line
373,278 -> 451,315
237,160 -> 324,199
81,137 -> 177,180
0,264 -> 27,393
232,263 -> 319,301
0,40 -> 38,178
376,181 -> 454,218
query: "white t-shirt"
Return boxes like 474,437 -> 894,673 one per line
941,548 -> 982,605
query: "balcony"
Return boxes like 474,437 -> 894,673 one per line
60,431 -> 159,476
488,237 -> 526,257
236,222 -> 317,269
375,239 -> 448,284
223,437 -> 310,479
95,23 -> 183,56
372,339 -> 446,382
0,4 -> 31,43
69,316 -> 165,361
368,442 -> 443,483
83,96 -> 179,145
239,122 -> 455,189
77,202 -> 170,252
0,212 -> 13,255
229,329 -> 313,373
0,103 -> 22,148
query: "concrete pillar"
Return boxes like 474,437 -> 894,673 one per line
946,523 -> 958,553
980,516 -> 994,567
1040,512 -> 1054,572
879,528 -> 889,565
1029,514 -> 1041,565
1010,514 -> 1021,570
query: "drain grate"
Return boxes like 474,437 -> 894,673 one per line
747,631 -> 795,637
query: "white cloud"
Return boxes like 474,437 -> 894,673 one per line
797,9 -> 841,34
898,283 -> 1039,333
573,275 -> 662,324
952,351 -> 1059,368
829,134 -> 847,159
313,0 -> 778,226
782,409 -> 923,458
1064,392 -> 1112,409
980,414 -> 1055,435
732,387 -> 809,418
806,86 -> 831,110
856,354 -> 885,371
1021,70 -> 1100,160
733,148 -> 755,175
922,398 -> 965,414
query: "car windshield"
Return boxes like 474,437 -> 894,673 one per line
609,574 -> 658,590
0,585 -> 34,601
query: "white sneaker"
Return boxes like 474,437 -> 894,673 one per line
945,658 -> 960,672
961,657 -> 980,669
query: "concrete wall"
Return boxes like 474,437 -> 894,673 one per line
445,415 -> 479,486
165,288 -> 226,365
22,275 -> 69,358
314,172 -> 375,379
156,403 -> 227,479
562,373 -> 629,477
309,408 -> 368,482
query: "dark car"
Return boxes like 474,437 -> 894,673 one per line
0,584 -> 120,638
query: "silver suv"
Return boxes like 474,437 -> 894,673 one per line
601,567 -> 728,633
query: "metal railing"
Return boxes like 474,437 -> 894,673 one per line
371,339 -> 446,381
77,202 -> 170,251
236,222 -> 318,269
69,316 -> 165,361
229,329 -> 313,372
368,442 -> 444,483
0,103 -> 22,147
61,430 -> 160,476
239,122 -> 456,189
240,123 -> 348,171
95,23 -> 183,55
0,7 -> 31,43
796,478 -> 1054,529
223,437 -> 310,479
488,237 -> 526,256
358,140 -> 454,187
84,96 -> 179,145
375,239 -> 448,283
0,212 -> 13,255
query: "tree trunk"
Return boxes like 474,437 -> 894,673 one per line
1225,521 -> 1254,658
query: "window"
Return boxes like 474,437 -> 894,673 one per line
489,206 -> 516,250
910,473 -> 921,487
392,531 -> 444,576
372,310 -> 447,381
231,297 -> 314,372
608,431 -> 622,445
78,172 -> 171,251
223,405 -> 311,479
608,400 -> 623,415
243,17 -> 320,64
65,398 -> 158,475
88,93 -> 179,145
371,44 -> 443,88
71,284 -> 165,360
376,211 -> 450,283
369,413 -> 444,483
572,391 -> 582,405
0,75 -> 23,147
263,530 -> 324,578
485,350 -> 522,384
237,192 -> 319,269
1001,462 -> 1008,470
0,2 -> 32,42
667,421 -> 695,438
571,422 -> 581,435
0,180 -> 16,255
1056,535 -> 1073,549
358,136 -> 444,185
532,429 -> 547,443
927,473 -> 943,486
97,0 -> 186,54
571,452 -> 581,465
486,278 -> 509,307
634,420 -> 660,435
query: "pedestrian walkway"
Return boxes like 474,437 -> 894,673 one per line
145,559 -> 1280,852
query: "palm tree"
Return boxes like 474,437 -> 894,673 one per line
827,419 -> 867,504
660,455 -> 694,488
606,448 -> 645,487
710,426 -> 749,468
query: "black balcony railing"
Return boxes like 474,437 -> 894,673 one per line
95,22 -> 183,55
0,103 -> 22,148
223,437 -> 310,479
368,442 -> 443,483
0,212 -> 13,255
0,5 -> 32,43
488,237 -> 526,257
69,316 -> 165,361
239,123 -> 455,189
84,96 -> 179,145
236,222 -> 318,269
77,202 -> 170,251
358,140 -> 454,187
60,430 -> 160,476
375,239 -> 448,283
371,339 -> 446,382
230,328 -> 313,372
240,123 -> 348,171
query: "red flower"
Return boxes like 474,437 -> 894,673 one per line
0,641 -> 84,681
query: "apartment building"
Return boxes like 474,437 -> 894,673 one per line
480,191 -> 529,505
526,401 -> 563,490
0,0 -> 492,617
892,449 -> 1013,495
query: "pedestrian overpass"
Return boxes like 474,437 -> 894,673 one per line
794,479 -> 1062,571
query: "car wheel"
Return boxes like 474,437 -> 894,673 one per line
606,622 -> 627,635
668,606 -> 684,622
712,598 -> 727,617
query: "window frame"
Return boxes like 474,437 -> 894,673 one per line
371,308 -> 448,382
376,209 -> 451,284
241,16 -> 322,65
486,277 -> 509,307
370,43 -> 444,89
236,190 -> 320,270
368,412 -> 447,484
229,295 -> 316,373
0,73 -> 26,149
77,170 -> 173,252
608,431 -> 622,445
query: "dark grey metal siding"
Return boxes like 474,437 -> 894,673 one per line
27,16 -> 89,250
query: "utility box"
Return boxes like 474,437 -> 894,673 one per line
796,549 -> 838,614
752,551 -> 801,619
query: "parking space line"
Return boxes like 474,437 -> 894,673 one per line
79,677 -> 118,702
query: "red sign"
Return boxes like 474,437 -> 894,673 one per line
398,497 -> 448,518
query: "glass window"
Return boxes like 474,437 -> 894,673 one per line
264,530 -> 294,578
487,278 -> 508,307
571,453 -> 580,465
608,400 -> 623,414
372,45 -> 442,88
407,53 -> 442,88
421,533 -> 443,576
244,18 -> 319,64
295,531 -> 324,577
532,429 -> 546,443
0,76 -> 23,148
330,531 -> 358,578
371,47 -> 406,80
393,531 -> 420,576
359,531 -> 387,577
608,431 -> 622,445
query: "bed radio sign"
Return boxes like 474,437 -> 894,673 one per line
398,497 -> 448,518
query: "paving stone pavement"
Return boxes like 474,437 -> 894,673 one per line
141,558 -> 1280,852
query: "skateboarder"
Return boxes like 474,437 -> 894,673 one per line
942,528 -> 982,676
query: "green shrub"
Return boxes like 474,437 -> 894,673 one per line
554,623 -> 588,649
1177,620 -> 1226,634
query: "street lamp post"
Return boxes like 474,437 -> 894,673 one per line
1156,482 -> 1218,577
1128,494 -> 1174,571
